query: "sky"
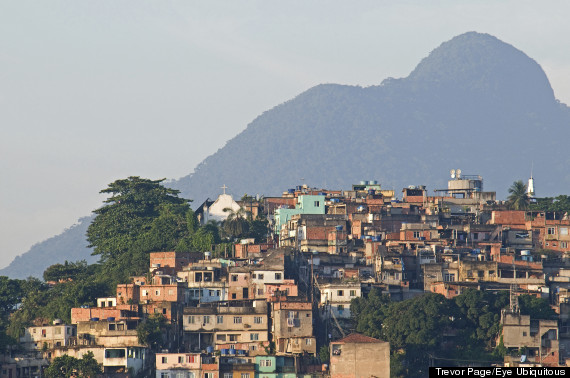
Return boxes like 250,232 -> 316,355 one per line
1,0 -> 569,270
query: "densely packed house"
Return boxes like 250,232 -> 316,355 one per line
3,171 -> 570,377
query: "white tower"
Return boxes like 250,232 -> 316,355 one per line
527,164 -> 535,198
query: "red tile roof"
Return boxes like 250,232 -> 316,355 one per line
333,333 -> 383,344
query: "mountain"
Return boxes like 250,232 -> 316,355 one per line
171,32 -> 570,204
0,217 -> 98,279
2,32 -> 569,279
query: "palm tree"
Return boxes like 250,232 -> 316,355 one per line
222,207 -> 250,239
507,180 -> 529,210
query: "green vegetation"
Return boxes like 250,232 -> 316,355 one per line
44,351 -> 102,378
137,314 -> 170,352
507,180 -> 529,210
351,289 -> 510,377
529,195 -> 570,213
86,176 -> 193,282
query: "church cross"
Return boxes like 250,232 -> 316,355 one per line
221,184 -> 228,195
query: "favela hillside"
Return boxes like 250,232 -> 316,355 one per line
1,173 -> 570,377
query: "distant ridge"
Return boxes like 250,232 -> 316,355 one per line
170,32 -> 570,204
0,217 -> 97,279
3,32 -> 569,279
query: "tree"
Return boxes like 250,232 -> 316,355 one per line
137,314 -> 170,352
43,261 -> 89,282
87,177 -> 192,282
319,344 -> 330,363
507,180 -> 529,210
518,294 -> 557,320
350,288 -> 391,339
45,351 -> 102,378
222,207 -> 250,240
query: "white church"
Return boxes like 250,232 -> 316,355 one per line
195,185 -> 241,225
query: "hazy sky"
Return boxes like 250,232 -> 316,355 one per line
1,1 -> 569,269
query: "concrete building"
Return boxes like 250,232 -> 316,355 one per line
330,333 -> 390,378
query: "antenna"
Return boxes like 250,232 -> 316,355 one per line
456,169 -> 462,179
450,169 -> 456,179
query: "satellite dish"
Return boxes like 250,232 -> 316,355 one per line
450,169 -> 456,179
457,169 -> 462,179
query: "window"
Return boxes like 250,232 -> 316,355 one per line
250,345 -> 257,351
224,374 -> 233,378
338,305 -> 344,313
349,290 -> 356,297
217,334 -> 227,341
444,273 -> 455,282
229,334 -> 238,341
155,290 -> 160,296
305,338 -> 312,345
160,373 -> 169,378
209,290 -> 215,297
231,275 -> 238,282
413,231 -> 421,238
250,333 -> 259,341
187,316 -> 195,324
216,290 -> 221,296
241,374 -> 250,378
142,290 -> 148,297
260,359 -> 273,367
233,317 -> 242,324
217,316 -> 224,324
314,201 -> 320,207
275,273 -> 282,280
178,356 -> 183,363
548,227 -> 556,235
108,324 -> 116,331
205,374 -> 214,378
168,289 -> 173,295
162,356 -> 167,363
561,228 -> 569,236
288,311 -> 298,319
258,288 -> 264,295
203,316 -> 210,324
232,293 -> 237,299
523,332 -> 527,336
176,373 -> 185,378
562,242 -> 568,249
254,316 -> 263,324
188,373 -> 195,378
337,290 -> 344,297
258,274 -> 264,279
55,327 -> 61,335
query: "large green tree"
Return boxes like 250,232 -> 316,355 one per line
86,177 -> 192,282
507,180 -> 530,210
137,314 -> 170,352
45,351 -> 102,378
